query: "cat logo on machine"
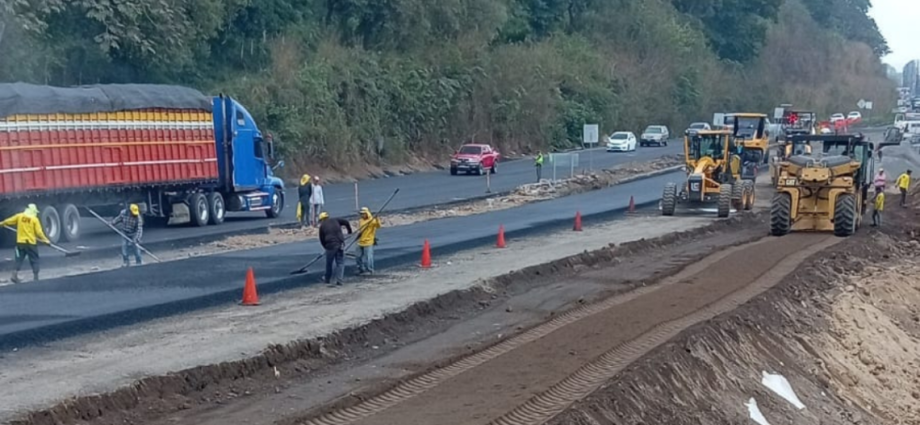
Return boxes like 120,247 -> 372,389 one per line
690,182 -> 701,192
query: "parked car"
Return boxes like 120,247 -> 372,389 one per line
830,113 -> 845,123
685,122 -> 711,136
847,111 -> 862,121
606,132 -> 637,152
640,125 -> 670,147
450,144 -> 500,175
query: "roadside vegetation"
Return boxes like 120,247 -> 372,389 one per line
0,0 -> 896,176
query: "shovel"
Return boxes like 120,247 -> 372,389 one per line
3,226 -> 81,257
85,207 -> 162,262
290,188 -> 399,275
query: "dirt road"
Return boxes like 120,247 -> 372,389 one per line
293,233 -> 838,425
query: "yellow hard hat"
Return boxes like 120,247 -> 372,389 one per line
300,174 -> 311,185
318,212 -> 329,221
360,207 -> 370,215
25,204 -> 38,216
130,203 -> 140,216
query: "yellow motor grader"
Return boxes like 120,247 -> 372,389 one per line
661,130 -> 754,218
770,135 -> 875,237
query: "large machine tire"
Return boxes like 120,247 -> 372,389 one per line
189,193 -> 209,227
718,184 -> 732,218
60,204 -> 81,242
661,183 -> 677,216
40,205 -> 62,244
743,180 -> 756,211
834,193 -> 857,237
770,193 -> 792,236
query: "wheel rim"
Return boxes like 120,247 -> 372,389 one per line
272,193 -> 282,214
66,212 -> 79,236
215,197 -> 225,221
198,198 -> 209,223
43,215 -> 59,240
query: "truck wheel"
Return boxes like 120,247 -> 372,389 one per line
40,205 -> 62,244
770,193 -> 792,236
208,192 -> 226,225
189,193 -> 209,227
490,163 -> 497,174
266,190 -> 284,219
717,184 -> 732,218
450,167 -> 458,176
60,204 -> 81,242
478,166 -> 486,176
661,183 -> 677,216
834,193 -> 857,237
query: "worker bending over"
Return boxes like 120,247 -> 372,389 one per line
112,203 -> 144,267
1,204 -> 50,283
318,212 -> 352,286
356,207 -> 382,275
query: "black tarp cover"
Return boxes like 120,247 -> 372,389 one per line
0,83 -> 212,118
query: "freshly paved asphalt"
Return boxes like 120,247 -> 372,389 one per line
0,169 -> 686,348
44,144 -> 680,255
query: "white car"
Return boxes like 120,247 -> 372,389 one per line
830,113 -> 845,123
640,125 -> 669,147
848,111 -> 862,120
606,132 -> 637,152
685,122 -> 711,136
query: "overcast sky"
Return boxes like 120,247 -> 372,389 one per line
870,0 -> 920,70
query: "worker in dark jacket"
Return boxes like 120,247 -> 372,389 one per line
318,212 -> 353,286
111,203 -> 144,267
297,174 -> 312,227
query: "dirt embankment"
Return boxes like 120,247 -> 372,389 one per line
551,205 -> 920,425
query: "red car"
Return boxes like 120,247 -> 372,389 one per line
450,144 -> 500,175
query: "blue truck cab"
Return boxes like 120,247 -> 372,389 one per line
213,95 -> 285,218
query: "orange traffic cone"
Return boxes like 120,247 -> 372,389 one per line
497,225 -> 507,248
627,196 -> 636,214
420,240 -> 432,269
241,267 -> 260,306
573,211 -> 583,231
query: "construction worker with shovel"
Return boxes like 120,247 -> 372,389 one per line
356,207 -> 382,275
111,203 -> 144,267
318,212 -> 352,286
1,204 -> 51,283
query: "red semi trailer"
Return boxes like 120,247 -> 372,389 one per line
0,83 -> 285,243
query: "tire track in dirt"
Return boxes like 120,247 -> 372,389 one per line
301,233 -> 839,425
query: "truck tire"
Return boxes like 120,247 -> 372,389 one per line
834,193 -> 857,237
491,163 -> 497,174
450,167 -> 458,176
40,205 -> 62,244
60,204 -> 81,242
266,190 -> 284,219
189,193 -> 209,227
208,192 -> 226,225
770,193 -> 792,236
661,183 -> 677,216
717,184 -> 732,218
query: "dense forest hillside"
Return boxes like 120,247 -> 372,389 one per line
0,0 -> 896,176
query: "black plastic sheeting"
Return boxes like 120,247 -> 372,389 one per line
0,82 -> 212,118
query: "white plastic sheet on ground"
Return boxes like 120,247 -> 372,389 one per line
761,371 -> 806,410
745,397 -> 771,425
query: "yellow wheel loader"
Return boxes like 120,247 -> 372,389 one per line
661,130 -> 754,218
770,135 -> 874,237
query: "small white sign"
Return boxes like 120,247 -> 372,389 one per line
865,101 -> 873,110
583,124 -> 599,146
773,107 -> 785,120
857,99 -> 867,109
